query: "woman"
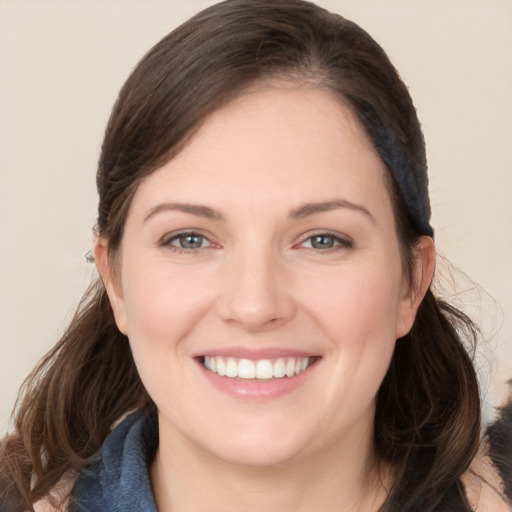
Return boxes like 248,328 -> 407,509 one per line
0,1 -> 509,511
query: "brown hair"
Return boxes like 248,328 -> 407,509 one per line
0,1 -> 480,511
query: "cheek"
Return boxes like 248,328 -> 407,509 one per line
121,259 -> 215,354
304,262 -> 403,345
120,262 -> 218,414
283,262 -> 403,441
301,260 -> 403,398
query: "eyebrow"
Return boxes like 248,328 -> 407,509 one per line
289,199 -> 374,222
144,202 -> 225,222
144,199 -> 374,223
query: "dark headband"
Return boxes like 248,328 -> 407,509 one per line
364,111 -> 434,238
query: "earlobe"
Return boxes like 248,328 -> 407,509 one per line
396,236 -> 436,338
93,238 -> 128,335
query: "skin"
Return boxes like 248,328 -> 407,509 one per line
463,445 -> 511,512
94,85 -> 435,511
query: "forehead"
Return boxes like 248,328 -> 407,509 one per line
129,85 -> 391,221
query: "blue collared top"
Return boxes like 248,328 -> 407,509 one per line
65,409 -> 476,512
70,411 -> 158,512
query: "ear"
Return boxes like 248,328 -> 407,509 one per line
93,237 -> 128,335
396,236 -> 436,338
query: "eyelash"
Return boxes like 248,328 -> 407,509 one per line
158,231 -> 214,253
158,231 -> 353,254
297,231 -> 353,253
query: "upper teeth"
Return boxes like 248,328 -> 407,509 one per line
203,356 -> 311,380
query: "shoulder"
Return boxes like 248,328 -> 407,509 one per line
463,386 -> 512,511
31,473 -> 74,512
487,393 -> 512,500
32,501 -> 65,512
462,444 -> 511,512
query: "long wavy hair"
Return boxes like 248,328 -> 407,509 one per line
0,1 -> 481,511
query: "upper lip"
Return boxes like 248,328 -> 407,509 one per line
193,346 -> 318,360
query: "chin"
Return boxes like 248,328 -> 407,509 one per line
209,437 -> 309,468
196,417 -> 316,468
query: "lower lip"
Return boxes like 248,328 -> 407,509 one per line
198,360 -> 317,400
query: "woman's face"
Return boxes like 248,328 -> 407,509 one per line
98,85 -> 427,467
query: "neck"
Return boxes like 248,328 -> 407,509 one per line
151,418 -> 391,512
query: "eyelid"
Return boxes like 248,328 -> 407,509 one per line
158,229 -> 219,251
296,230 -> 354,251
157,229 -> 352,253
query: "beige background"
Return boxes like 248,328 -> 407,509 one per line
1,0 -> 511,432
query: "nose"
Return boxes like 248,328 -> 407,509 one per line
217,246 -> 297,332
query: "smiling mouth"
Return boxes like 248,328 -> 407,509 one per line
201,356 -> 316,380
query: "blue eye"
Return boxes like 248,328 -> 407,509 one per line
164,232 -> 210,250
301,233 -> 352,251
